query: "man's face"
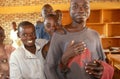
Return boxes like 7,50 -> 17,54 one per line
44,17 -> 56,36
18,26 -> 36,47
41,6 -> 54,19
70,0 -> 90,23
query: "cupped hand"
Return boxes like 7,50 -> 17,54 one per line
85,60 -> 103,79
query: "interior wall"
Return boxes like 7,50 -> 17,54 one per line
0,1 -> 120,44
0,0 -> 71,44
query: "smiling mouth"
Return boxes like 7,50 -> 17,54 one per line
27,40 -> 33,43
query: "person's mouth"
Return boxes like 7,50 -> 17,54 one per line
27,40 -> 33,43
76,15 -> 86,18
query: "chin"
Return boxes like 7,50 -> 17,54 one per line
25,43 -> 35,47
75,20 -> 84,24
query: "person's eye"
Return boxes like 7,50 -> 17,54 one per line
84,4 -> 89,9
31,33 -> 35,36
71,5 -> 78,10
46,24 -> 51,28
23,34 -> 27,37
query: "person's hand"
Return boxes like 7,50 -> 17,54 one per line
61,40 -> 86,66
85,60 -> 103,79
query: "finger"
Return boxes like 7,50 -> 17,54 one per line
86,69 -> 103,78
85,62 -> 98,67
85,66 -> 103,72
86,60 -> 101,67
91,71 -> 103,79
67,40 -> 75,48
73,42 -> 86,54
93,60 -> 102,67
71,40 -> 75,46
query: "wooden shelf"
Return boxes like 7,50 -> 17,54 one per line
107,23 -> 120,37
103,9 -> 120,23
87,10 -> 102,23
61,8 -> 120,49
87,23 -> 106,36
102,38 -> 120,49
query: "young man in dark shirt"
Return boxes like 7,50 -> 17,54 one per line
45,0 -> 114,79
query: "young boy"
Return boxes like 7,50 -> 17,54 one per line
42,14 -> 57,59
9,21 -> 47,79
35,4 -> 54,40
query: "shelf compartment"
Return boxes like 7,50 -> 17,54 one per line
103,9 -> 120,23
102,38 -> 120,49
107,23 -> 120,37
87,23 -> 106,36
87,10 -> 102,23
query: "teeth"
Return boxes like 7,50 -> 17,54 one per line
27,40 -> 33,43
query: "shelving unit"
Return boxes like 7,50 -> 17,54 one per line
86,23 -> 106,36
87,9 -> 120,49
62,9 -> 120,49
87,10 -> 102,23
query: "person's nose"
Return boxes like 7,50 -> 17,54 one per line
27,33 -> 35,39
51,26 -> 56,31
77,6 -> 84,12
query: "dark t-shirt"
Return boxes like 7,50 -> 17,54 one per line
45,27 -> 106,79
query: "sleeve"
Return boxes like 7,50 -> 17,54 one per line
35,23 -> 44,39
9,52 -> 23,79
45,33 -> 63,79
95,32 -> 114,79
96,33 -> 106,61
101,61 -> 114,79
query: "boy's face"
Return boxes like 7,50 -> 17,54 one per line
42,6 -> 54,19
18,25 -> 36,47
44,17 -> 56,36
70,0 -> 90,23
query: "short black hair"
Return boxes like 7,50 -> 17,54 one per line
42,4 -> 52,10
12,21 -> 16,24
45,14 -> 57,22
18,21 -> 34,33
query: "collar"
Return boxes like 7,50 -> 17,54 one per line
21,43 -> 41,59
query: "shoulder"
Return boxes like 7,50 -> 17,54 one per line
35,39 -> 48,46
55,27 -> 67,35
10,47 -> 24,59
87,28 -> 100,37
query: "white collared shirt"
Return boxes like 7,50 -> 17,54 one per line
9,39 -> 48,79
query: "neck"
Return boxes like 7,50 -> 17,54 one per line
25,45 -> 36,54
66,21 -> 86,32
